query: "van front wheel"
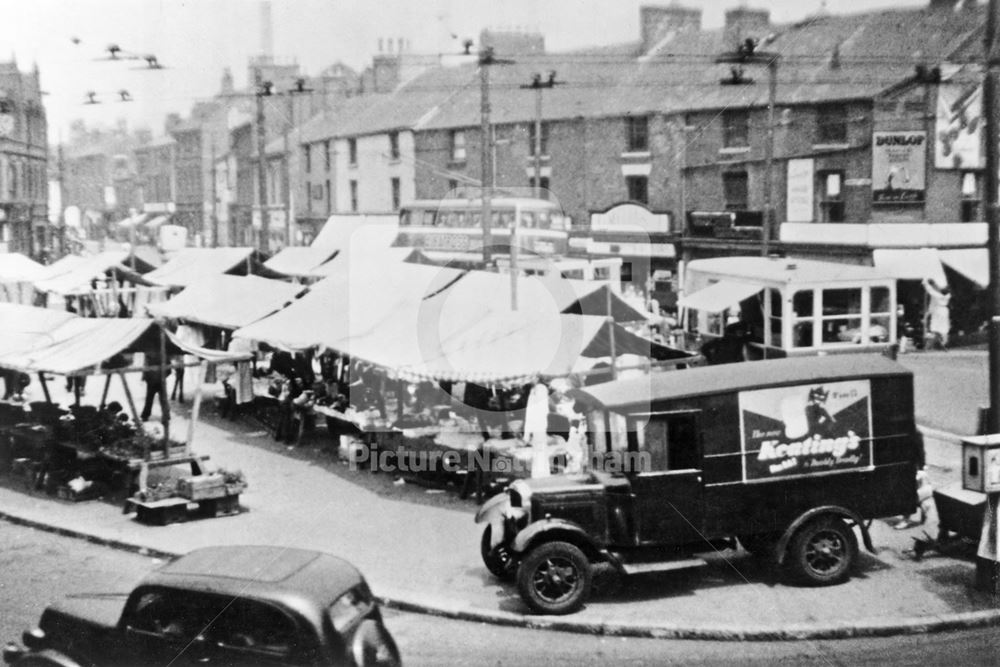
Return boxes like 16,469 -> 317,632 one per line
787,517 -> 858,586
517,541 -> 592,615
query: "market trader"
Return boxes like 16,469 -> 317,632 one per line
140,358 -> 170,423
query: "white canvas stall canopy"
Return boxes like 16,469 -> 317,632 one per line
939,248 -> 989,287
431,270 -> 649,322
0,317 -> 164,376
263,246 -> 340,279
146,275 -> 307,330
143,248 -> 283,289
0,304 -> 76,355
32,251 -> 155,296
0,253 -> 46,304
346,309 -> 677,385
232,260 -> 465,352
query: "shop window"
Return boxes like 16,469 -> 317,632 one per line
626,175 -> 649,204
626,115 -> 649,152
389,131 -> 400,160
348,139 -> 357,166
961,171 -> 981,222
723,109 -> 749,148
819,170 -> 845,222
450,130 -> 466,162
349,180 -> 358,212
816,104 -> 848,144
723,171 -> 749,210
391,177 -> 401,211
528,122 -> 549,156
820,287 -> 862,344
869,286 -> 892,343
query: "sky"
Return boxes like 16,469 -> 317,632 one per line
0,0 -> 929,140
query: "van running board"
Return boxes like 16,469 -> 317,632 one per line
614,556 -> 708,576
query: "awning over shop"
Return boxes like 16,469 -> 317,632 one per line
872,248 -> 947,284
0,253 -> 46,282
143,248 -> 263,288
146,275 -> 307,329
677,280 -> 764,313
33,251 -> 155,295
263,246 -> 339,278
0,317 -> 163,376
939,248 -> 989,288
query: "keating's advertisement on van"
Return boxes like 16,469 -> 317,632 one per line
739,380 -> 874,482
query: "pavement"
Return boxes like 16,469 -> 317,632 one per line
1,349 -> 999,641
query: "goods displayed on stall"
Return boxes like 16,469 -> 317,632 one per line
0,305 -> 247,523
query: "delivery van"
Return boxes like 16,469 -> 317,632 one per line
476,354 -> 920,614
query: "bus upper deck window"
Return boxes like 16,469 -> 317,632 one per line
521,212 -> 536,229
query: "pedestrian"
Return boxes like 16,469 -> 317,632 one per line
922,278 -> 951,350
140,364 -> 170,422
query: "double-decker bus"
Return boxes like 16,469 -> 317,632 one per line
395,197 -> 571,257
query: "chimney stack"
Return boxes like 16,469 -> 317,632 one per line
723,6 -> 771,51
640,4 -> 702,54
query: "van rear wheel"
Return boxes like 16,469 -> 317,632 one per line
517,541 -> 592,615
787,517 -> 858,586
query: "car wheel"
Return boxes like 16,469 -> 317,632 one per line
787,517 -> 858,586
517,541 -> 592,615
480,525 -> 517,580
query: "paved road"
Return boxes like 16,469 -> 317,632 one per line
5,522 -> 1000,667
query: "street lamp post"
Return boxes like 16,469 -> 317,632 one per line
716,40 -> 780,256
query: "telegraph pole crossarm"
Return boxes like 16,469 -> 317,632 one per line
716,39 -> 780,256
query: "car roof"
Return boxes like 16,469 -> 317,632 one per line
144,545 -> 364,607
573,355 -> 910,412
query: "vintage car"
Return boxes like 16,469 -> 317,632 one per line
476,355 -> 921,614
3,545 -> 401,667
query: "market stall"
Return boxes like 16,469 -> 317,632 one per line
142,247 -> 285,292
0,310 -> 243,519
0,253 -> 46,305
32,250 -> 164,316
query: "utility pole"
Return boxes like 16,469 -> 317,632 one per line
520,71 -> 563,198
716,39 -> 780,256
254,68 -> 271,254
986,0 -> 1000,436
479,47 -> 494,266
976,0 -> 1000,596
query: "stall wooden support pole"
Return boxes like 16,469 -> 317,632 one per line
73,376 -> 81,406
606,286 -> 617,380
159,328 -> 170,453
184,361 -> 206,456
99,374 -> 112,410
37,372 -> 51,403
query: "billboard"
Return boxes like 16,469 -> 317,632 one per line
935,82 -> 983,170
739,380 -> 874,482
872,131 -> 926,204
